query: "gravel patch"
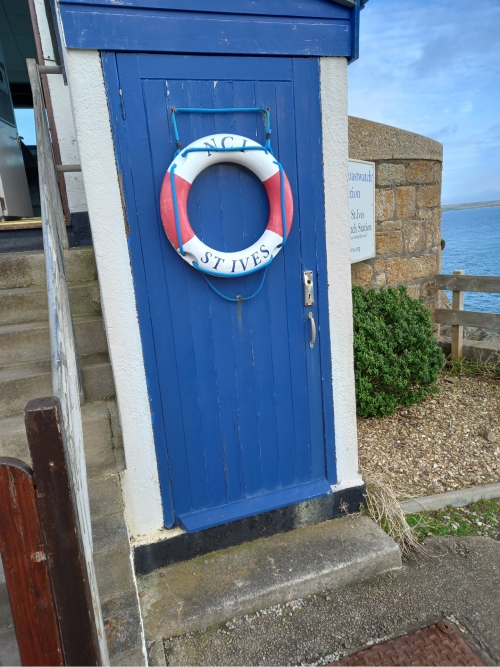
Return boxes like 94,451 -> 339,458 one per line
358,376 -> 500,499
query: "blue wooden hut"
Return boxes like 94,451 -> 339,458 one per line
54,0 -> 368,546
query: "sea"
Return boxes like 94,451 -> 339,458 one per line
441,206 -> 500,314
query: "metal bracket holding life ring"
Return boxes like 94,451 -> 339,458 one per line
159,133 -> 293,279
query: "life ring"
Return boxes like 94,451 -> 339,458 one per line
160,133 -> 293,277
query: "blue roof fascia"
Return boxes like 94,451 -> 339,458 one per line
349,0 -> 361,63
57,0 -> 362,59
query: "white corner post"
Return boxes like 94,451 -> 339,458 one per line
63,49 -> 164,537
320,57 -> 363,491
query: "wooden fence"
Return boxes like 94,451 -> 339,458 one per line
434,271 -> 500,359
0,458 -> 64,666
0,398 -> 102,666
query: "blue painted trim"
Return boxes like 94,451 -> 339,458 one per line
59,5 -> 353,56
135,54 -> 294,81
290,57 -> 337,485
178,479 -> 332,532
348,0 -> 360,63
59,0 -> 351,21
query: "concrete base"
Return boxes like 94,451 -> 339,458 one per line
138,515 -> 401,650
400,482 -> 500,514
134,485 -> 366,575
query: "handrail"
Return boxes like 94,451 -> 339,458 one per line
435,274 -> 500,294
27,59 -> 84,402
433,270 -> 500,358
27,59 -> 109,665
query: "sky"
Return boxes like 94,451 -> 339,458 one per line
348,0 -> 500,205
14,108 -> 36,145
13,0 -> 500,205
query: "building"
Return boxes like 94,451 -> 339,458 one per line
0,2 -> 403,664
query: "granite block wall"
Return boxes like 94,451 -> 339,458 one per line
348,116 -> 443,317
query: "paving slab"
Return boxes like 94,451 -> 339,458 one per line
0,626 -> 20,666
162,536 -> 500,666
139,515 -> 401,644
0,582 -> 13,632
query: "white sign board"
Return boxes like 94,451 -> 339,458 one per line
349,159 -> 375,263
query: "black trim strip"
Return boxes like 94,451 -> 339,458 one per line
134,485 -> 366,576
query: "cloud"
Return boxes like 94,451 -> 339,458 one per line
349,0 -> 500,204
430,125 -> 458,140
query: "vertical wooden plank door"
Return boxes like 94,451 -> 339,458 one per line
105,54 -> 336,531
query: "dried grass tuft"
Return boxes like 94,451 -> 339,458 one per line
362,469 -> 433,559
442,353 -> 500,381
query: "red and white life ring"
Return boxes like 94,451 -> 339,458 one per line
160,134 -> 293,277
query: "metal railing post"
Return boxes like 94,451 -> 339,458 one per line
27,60 -> 69,251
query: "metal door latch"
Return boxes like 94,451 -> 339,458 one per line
309,312 -> 316,349
303,270 -> 314,306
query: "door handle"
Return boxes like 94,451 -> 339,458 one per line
308,312 -> 316,349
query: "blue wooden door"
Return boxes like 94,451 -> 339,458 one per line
104,54 -> 336,532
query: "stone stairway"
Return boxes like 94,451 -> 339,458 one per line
0,247 -> 145,666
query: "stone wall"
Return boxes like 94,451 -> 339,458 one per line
348,116 -> 443,315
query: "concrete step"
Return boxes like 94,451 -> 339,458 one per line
0,399 -> 125,477
0,353 -> 115,418
90,474 -> 146,665
0,247 -> 97,290
0,282 -> 102,325
138,515 -> 401,642
0,316 -> 107,366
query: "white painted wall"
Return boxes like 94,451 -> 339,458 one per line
63,49 -> 164,538
32,0 -> 87,213
320,57 -> 363,493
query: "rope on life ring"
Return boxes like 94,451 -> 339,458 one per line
159,133 -> 293,281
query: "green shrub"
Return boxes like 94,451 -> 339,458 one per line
352,285 -> 445,418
